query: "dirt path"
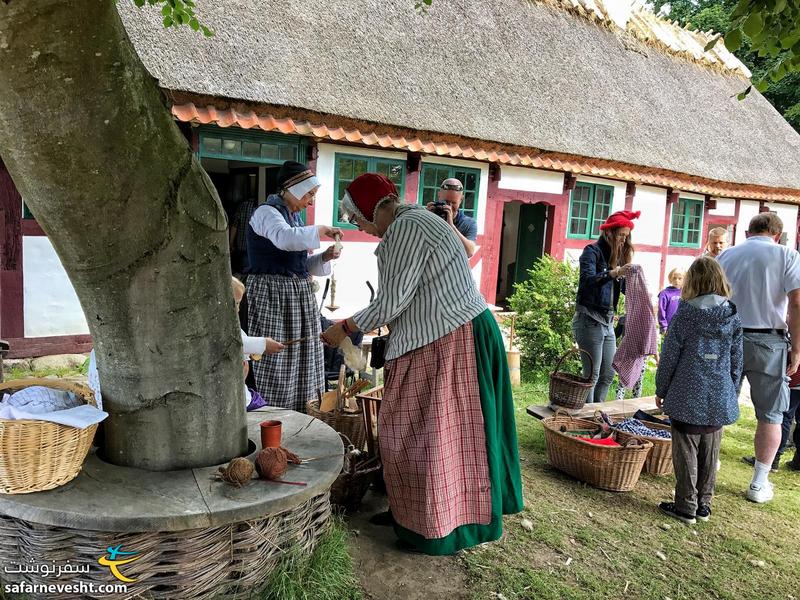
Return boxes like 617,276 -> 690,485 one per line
345,492 -> 470,600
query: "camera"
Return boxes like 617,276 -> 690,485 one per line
432,200 -> 449,218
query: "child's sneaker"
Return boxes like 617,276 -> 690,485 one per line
695,505 -> 711,522
659,501 -> 696,525
746,481 -> 774,504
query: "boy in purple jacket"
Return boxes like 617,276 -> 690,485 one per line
658,268 -> 684,334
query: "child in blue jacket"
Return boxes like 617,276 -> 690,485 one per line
655,257 -> 743,524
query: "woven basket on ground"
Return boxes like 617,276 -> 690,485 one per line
307,365 -> 366,451
0,378 -> 98,494
542,411 -> 652,492
549,348 -> 594,410
613,419 -> 673,476
330,453 -> 381,509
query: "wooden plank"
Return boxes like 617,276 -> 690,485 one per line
527,396 -> 660,421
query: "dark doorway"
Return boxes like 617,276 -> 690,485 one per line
496,202 -> 548,305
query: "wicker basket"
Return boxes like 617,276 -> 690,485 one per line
307,366 -> 366,450
542,411 -> 652,492
0,378 -> 98,494
330,453 -> 381,509
549,348 -> 594,410
613,419 -> 673,476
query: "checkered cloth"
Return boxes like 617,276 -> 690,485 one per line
613,264 -> 658,388
379,320 -> 492,540
246,274 -> 324,411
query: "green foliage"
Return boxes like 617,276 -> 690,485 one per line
130,0 -> 214,36
508,255 -> 579,380
654,0 -> 800,130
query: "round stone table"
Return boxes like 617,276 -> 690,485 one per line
0,407 -> 343,599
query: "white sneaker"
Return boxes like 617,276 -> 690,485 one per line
746,481 -> 774,504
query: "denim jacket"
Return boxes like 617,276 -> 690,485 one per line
655,295 -> 743,427
576,237 -> 624,315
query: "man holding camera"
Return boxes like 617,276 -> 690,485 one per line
426,178 -> 478,257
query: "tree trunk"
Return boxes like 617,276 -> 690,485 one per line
0,0 -> 248,470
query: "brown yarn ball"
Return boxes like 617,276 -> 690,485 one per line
256,447 -> 289,480
217,457 -> 255,488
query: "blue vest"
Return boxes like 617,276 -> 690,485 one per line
246,195 -> 309,277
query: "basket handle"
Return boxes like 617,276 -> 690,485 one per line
0,377 -> 96,407
552,347 -> 594,377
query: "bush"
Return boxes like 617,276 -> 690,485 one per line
508,255 -> 579,381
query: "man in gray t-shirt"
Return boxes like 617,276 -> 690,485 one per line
718,212 -> 800,504
426,178 -> 478,258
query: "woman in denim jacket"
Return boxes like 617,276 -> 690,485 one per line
572,210 -> 639,403
655,257 -> 743,524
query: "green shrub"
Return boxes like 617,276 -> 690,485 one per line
508,255 -> 579,381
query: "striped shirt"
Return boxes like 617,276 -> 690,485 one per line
353,205 -> 487,360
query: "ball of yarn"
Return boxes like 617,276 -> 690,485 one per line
217,457 -> 255,487
256,447 -> 289,480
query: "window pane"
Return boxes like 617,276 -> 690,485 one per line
353,158 -> 369,179
222,139 -> 241,155
338,158 -> 354,181
202,136 -> 222,153
261,143 -> 279,159
243,142 -> 260,158
279,145 -> 296,161
463,191 -> 476,213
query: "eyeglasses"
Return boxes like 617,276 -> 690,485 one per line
440,184 -> 463,192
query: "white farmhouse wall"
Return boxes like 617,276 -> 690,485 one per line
736,200 -> 761,245
767,202 -> 798,248
23,236 -> 89,337
709,197 -> 736,217
498,166 -> 564,195
632,186 -> 667,247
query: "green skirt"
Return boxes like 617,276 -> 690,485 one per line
394,309 -> 524,555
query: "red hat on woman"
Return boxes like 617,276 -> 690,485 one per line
599,210 -> 641,231
341,173 -> 399,224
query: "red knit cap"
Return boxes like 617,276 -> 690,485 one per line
344,174 -> 399,223
599,210 -> 641,231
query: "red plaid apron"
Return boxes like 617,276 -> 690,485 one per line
379,321 -> 492,539
613,264 -> 659,388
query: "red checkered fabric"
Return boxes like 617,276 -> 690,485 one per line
613,264 -> 659,388
379,321 -> 492,539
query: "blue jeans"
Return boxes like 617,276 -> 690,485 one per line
572,312 -> 616,403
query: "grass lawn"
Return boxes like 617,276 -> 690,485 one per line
461,378 -> 800,600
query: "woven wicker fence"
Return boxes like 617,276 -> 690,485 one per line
0,492 -> 331,600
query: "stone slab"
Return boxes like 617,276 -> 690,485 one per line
29,354 -> 88,371
527,396 -> 660,420
0,408 -> 343,532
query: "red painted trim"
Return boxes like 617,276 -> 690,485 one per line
22,220 -> 45,236
0,159 -> 24,339
0,271 -> 24,339
733,199 -> 741,245
479,183 -> 505,302
624,182 -> 636,211
405,170 -> 420,205
658,197 -> 675,288
340,229 -> 380,243
6,335 -> 92,359
305,155 -> 318,225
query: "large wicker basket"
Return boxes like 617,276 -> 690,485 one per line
549,348 -> 594,410
613,419 -> 673,476
542,411 -> 652,492
0,378 -> 98,494
307,367 -> 366,450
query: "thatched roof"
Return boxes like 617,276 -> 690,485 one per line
118,0 -> 800,192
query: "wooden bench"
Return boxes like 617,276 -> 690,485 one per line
527,396 -> 661,421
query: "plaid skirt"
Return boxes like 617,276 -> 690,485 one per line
246,274 -> 324,411
380,320 -> 492,540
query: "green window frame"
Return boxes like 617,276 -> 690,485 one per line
567,182 -> 614,238
333,154 -> 406,228
417,163 -> 481,220
197,126 -> 306,165
669,198 -> 704,247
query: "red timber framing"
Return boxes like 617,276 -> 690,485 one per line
479,176 -> 570,303
0,158 -> 24,342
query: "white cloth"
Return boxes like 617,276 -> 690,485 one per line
286,175 -> 320,202
0,403 -> 107,429
353,205 -> 486,361
87,350 -> 104,410
718,236 -> 800,329
1,386 -> 80,412
249,206 -> 331,276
